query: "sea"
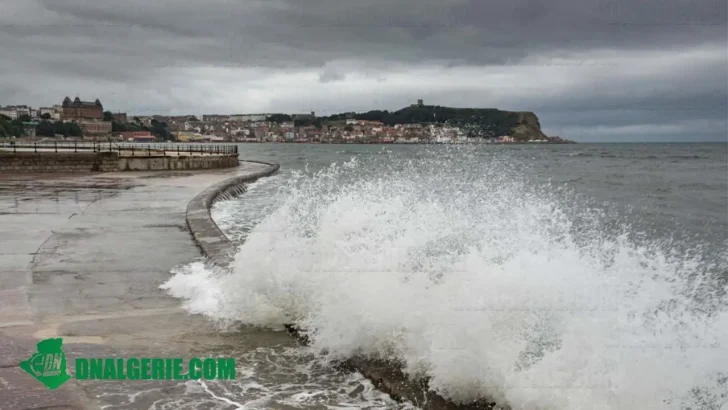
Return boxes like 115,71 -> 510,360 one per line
163,143 -> 728,410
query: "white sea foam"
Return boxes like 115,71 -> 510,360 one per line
164,148 -> 728,410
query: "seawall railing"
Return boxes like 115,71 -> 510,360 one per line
0,141 -> 238,156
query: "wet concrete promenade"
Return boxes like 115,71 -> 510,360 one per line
0,163 -> 285,409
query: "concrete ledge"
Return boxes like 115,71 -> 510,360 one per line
0,151 -> 239,172
0,151 -> 118,172
185,161 -> 503,410
185,161 -> 280,266
286,325 -> 501,410
118,154 -> 239,171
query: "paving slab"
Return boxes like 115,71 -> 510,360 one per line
0,163 -> 279,409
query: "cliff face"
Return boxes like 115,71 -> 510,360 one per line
508,111 -> 549,141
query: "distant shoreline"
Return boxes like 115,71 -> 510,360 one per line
7,137 -> 576,145
230,140 -> 577,145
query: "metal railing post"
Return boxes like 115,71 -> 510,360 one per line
34,142 -> 37,153
54,141 -> 57,153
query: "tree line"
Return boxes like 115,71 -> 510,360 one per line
1,111 -> 173,140
0,114 -> 83,138
0,114 -> 26,138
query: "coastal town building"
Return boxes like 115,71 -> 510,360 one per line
37,107 -> 55,118
229,114 -> 270,122
176,132 -> 205,142
202,114 -> 228,122
119,131 -> 154,142
112,112 -> 128,123
0,107 -> 18,119
0,105 -> 33,119
80,121 -> 112,135
51,105 -> 64,120
16,105 -> 33,118
62,97 -> 103,120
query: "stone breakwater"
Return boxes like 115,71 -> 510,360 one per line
0,151 -> 239,172
185,163 -> 503,410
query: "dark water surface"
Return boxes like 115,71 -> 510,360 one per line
231,143 -> 727,250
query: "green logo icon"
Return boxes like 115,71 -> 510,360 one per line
19,338 -> 71,390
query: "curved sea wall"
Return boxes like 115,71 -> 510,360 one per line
184,162 -> 502,410
185,161 -> 280,266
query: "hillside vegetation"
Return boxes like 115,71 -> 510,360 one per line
276,105 -> 549,140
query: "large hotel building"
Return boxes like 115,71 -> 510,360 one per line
61,97 -> 103,121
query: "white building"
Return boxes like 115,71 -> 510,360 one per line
0,107 -> 17,119
38,107 -> 55,118
204,135 -> 225,142
229,114 -> 270,122
0,105 -> 33,119
14,105 -> 33,117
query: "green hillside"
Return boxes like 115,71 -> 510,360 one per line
321,105 -> 544,139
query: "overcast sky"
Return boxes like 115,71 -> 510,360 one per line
1,0 -> 726,141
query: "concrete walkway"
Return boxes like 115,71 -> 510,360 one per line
0,163 -> 285,409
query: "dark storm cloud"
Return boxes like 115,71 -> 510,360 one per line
8,0 -> 726,67
0,0 -> 725,141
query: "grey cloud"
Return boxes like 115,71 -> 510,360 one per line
0,0 -> 725,141
11,0 -> 726,67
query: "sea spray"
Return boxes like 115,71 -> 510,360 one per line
163,146 -> 728,410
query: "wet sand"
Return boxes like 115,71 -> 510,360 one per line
0,163 -> 295,409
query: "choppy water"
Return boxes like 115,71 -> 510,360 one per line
164,143 -> 728,410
